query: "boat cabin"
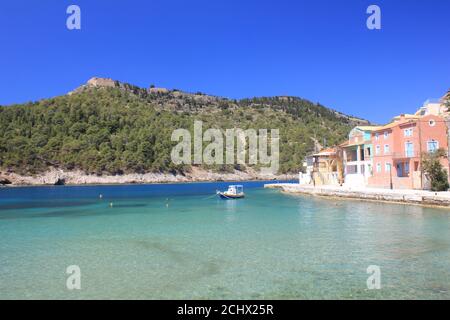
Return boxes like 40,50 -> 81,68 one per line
227,185 -> 244,195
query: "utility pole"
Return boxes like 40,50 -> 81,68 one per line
312,156 -> 316,187
314,130 -> 318,153
389,163 -> 393,190
418,118 -> 424,189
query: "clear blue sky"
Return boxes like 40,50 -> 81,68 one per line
1,0 -> 449,123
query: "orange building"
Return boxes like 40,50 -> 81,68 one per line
368,114 -> 449,189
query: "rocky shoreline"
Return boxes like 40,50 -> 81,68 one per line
0,167 -> 296,186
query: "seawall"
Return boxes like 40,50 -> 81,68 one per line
264,183 -> 450,208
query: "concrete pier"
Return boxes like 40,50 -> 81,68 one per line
264,183 -> 450,208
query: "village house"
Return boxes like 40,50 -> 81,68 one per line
299,89 -> 450,190
368,114 -> 449,189
340,126 -> 379,187
414,89 -> 449,118
299,148 -> 342,186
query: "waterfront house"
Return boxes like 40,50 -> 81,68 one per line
414,98 -> 449,118
299,148 -> 341,186
299,155 -> 314,185
368,114 -> 449,189
298,89 -> 450,190
341,126 -> 380,187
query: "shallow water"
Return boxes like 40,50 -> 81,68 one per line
0,181 -> 449,299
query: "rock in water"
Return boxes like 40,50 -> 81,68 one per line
0,177 -> 12,185
54,178 -> 66,186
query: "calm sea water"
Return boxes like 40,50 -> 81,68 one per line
0,181 -> 449,299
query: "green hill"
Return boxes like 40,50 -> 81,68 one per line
0,77 -> 369,176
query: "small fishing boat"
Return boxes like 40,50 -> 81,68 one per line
217,185 -> 245,199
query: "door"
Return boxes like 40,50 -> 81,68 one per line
396,163 -> 403,177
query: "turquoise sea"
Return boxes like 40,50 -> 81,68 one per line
0,181 -> 449,299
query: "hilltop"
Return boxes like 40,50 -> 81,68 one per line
0,77 -> 369,185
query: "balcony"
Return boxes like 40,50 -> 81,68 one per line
391,151 -> 419,159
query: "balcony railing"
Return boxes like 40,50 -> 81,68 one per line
391,151 -> 419,159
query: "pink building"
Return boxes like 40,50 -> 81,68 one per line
368,114 -> 449,189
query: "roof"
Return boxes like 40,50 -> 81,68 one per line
377,122 -> 401,131
395,113 -> 421,119
311,147 -> 337,157
346,140 -> 372,147
319,147 -> 336,153
410,111 -> 427,119
354,126 -> 383,132
371,115 -> 427,132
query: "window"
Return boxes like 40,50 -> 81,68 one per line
376,163 -> 381,173
375,133 -> 379,141
427,140 -> 439,153
405,142 -> 414,157
404,128 -> 413,137
384,144 -> 390,154
384,131 -> 389,139
429,119 -> 436,127
385,163 -> 391,172
375,145 -> 380,155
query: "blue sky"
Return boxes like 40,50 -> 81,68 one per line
1,0 -> 449,123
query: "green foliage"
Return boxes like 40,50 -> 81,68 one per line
0,87 -> 363,175
422,148 -> 449,192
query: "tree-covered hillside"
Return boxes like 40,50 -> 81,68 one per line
0,78 -> 368,175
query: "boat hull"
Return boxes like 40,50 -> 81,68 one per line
217,192 -> 245,199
